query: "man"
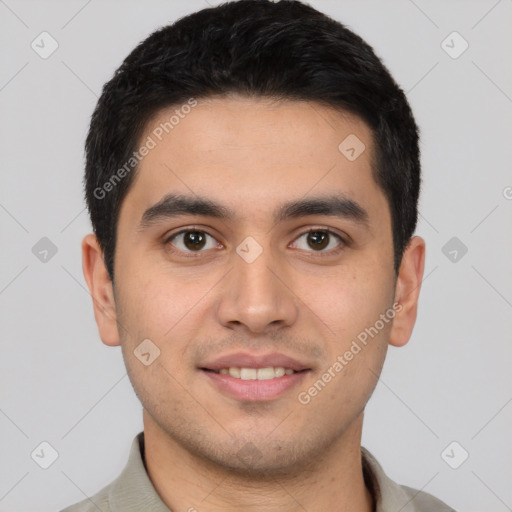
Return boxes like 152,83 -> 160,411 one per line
62,0 -> 455,510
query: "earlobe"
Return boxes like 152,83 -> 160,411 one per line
389,236 -> 426,348
81,233 -> 121,347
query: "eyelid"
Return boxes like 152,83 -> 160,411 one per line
164,226 -> 348,255
164,227 -> 222,256
289,221 -> 348,239
290,227 -> 347,254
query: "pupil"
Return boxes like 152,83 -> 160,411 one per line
308,231 -> 328,250
185,231 -> 206,250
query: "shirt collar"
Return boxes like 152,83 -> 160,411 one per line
361,446 -> 438,512
109,432 -> 170,511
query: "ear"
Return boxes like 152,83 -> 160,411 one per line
81,233 -> 120,347
389,236 -> 426,348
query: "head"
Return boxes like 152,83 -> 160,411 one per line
82,0 -> 425,477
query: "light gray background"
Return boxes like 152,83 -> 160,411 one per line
1,0 -> 511,511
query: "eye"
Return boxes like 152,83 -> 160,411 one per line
290,229 -> 345,254
166,230 -> 221,253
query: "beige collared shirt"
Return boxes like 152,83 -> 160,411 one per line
60,432 -> 456,512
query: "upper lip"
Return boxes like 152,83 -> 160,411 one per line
200,352 -> 311,372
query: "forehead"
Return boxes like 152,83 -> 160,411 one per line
120,95 -> 385,227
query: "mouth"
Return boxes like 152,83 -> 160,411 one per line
202,366 -> 307,380
199,352 -> 312,401
200,364 -> 311,401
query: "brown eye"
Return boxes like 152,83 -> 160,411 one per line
307,231 -> 329,250
183,231 -> 206,250
292,229 -> 344,253
168,230 -> 218,252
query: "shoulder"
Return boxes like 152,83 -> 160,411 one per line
400,484 -> 457,512
58,432 -> 146,512
58,483 -> 111,512
361,447 -> 457,512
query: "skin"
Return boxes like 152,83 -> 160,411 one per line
82,95 -> 425,512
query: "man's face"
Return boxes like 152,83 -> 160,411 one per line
111,96 -> 398,474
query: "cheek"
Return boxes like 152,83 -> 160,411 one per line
116,279 -> 197,404
117,265 -> 186,331
115,270 -> 211,371
300,266 -> 394,341
324,271 -> 394,398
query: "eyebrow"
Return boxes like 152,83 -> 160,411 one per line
138,193 -> 369,231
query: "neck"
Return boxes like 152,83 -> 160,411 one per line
143,410 -> 374,512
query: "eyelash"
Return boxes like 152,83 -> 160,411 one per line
164,227 -> 347,259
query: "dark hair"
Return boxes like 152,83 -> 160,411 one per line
84,0 -> 420,282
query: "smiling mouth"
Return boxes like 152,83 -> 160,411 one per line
202,366 -> 308,380
200,365 -> 311,401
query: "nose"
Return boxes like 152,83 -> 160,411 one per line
215,243 -> 299,334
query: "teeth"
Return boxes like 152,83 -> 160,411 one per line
228,367 -> 241,378
240,368 -> 257,380
217,366 -> 297,380
257,367 -> 275,380
275,367 -> 285,377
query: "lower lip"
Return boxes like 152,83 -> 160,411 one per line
202,370 -> 310,401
